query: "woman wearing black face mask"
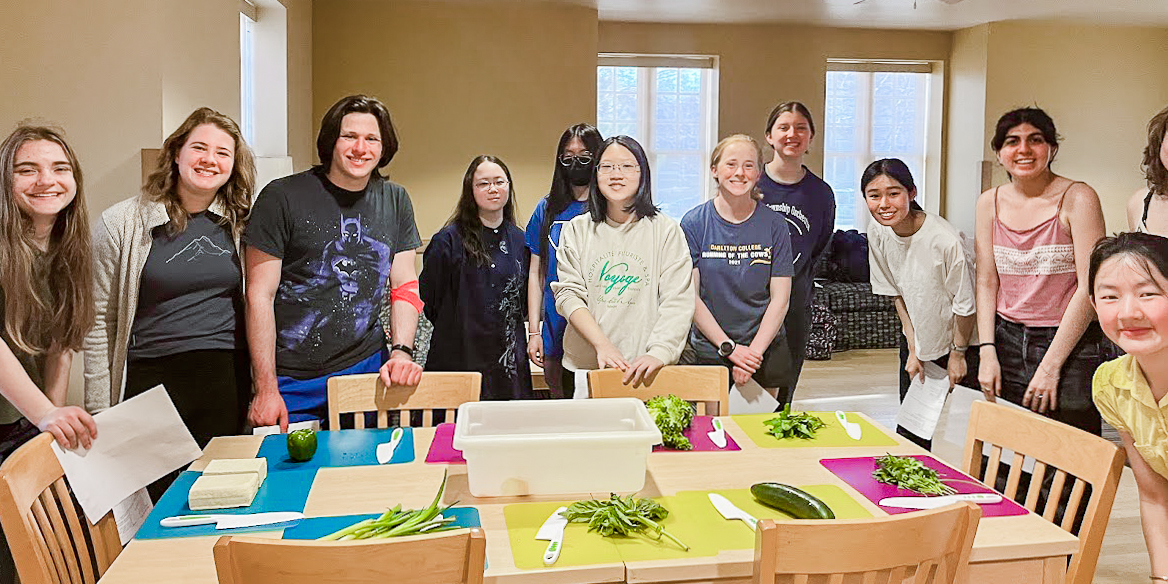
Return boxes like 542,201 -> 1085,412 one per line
524,123 -> 602,398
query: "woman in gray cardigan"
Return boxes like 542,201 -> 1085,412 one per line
84,108 -> 255,459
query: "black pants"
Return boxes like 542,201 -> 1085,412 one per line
126,347 -> 251,501
680,335 -> 792,391
0,418 -> 42,584
776,278 -> 814,407
896,335 -> 980,450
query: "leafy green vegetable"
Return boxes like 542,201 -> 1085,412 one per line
763,405 -> 826,440
871,454 -> 956,496
646,394 -> 696,450
318,469 -> 457,540
562,493 -> 689,551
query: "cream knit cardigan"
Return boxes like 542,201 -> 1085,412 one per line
83,195 -> 236,412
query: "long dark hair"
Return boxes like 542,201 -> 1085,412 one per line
316,94 -> 399,173
0,125 -> 94,354
589,136 -> 658,222
538,123 -> 601,282
1142,104 -> 1168,198
765,101 -> 817,137
861,158 -> 923,212
1089,232 -> 1168,296
450,155 -> 517,267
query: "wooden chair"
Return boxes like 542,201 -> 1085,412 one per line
587,365 -> 730,415
961,400 -> 1124,584
327,371 -> 481,428
0,433 -> 121,584
752,502 -> 981,584
213,527 -> 486,584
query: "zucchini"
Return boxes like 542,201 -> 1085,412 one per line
750,483 -> 835,519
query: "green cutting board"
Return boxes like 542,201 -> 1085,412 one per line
502,500 -> 623,570
611,486 -> 872,563
503,486 -> 870,568
732,412 -> 899,448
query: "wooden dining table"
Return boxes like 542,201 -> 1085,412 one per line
97,413 -> 1077,584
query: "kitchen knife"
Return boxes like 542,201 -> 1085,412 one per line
376,427 -> 405,464
878,493 -> 1002,509
708,493 -> 757,530
707,418 -> 727,448
835,411 -> 862,440
160,511 -> 305,530
535,506 -> 569,566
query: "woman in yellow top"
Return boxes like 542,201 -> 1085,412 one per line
1090,232 -> 1168,579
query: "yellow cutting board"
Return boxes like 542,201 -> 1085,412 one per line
502,500 -> 623,570
732,412 -> 900,448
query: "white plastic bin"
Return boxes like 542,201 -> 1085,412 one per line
452,398 -> 663,497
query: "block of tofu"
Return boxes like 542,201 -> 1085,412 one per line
188,473 -> 260,511
202,457 -> 267,484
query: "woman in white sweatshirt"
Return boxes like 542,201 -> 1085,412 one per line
553,135 -> 695,392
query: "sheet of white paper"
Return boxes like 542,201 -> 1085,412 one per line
251,419 -> 320,436
895,362 -> 951,440
51,386 -> 202,524
937,385 -> 1034,472
112,488 -> 153,544
729,379 -> 779,414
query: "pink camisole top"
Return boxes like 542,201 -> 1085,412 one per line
992,183 -> 1078,327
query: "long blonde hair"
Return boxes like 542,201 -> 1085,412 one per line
0,125 -> 94,354
143,107 -> 255,240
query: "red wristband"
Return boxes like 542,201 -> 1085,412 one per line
391,280 -> 424,313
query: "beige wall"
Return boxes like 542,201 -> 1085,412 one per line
313,0 -> 598,238
945,21 -> 1168,233
283,0 -> 315,171
943,24 -> 990,233
598,22 -> 952,178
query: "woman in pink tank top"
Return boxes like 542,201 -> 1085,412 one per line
974,107 -> 1109,435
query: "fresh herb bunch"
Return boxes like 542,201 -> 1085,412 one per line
646,394 -> 696,450
872,454 -> 956,496
562,493 -> 689,551
318,470 -> 457,540
763,405 -> 827,440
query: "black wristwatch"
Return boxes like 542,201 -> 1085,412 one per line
390,344 -> 414,358
717,340 -> 736,357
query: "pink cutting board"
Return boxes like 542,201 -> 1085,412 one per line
424,416 -> 740,464
820,455 -> 1029,517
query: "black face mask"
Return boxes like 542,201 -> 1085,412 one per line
566,161 -> 592,186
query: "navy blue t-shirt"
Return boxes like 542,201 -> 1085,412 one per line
681,200 -> 794,350
757,166 -> 836,288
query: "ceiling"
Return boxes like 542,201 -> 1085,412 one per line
583,0 -> 1168,29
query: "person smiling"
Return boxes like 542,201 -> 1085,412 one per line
863,158 -> 977,450
420,156 -> 532,401
757,101 -> 837,407
1089,233 -> 1168,580
553,136 -> 695,393
244,95 -> 423,430
85,108 -> 255,459
975,107 -> 1108,435
1127,105 -> 1168,236
680,134 -> 793,397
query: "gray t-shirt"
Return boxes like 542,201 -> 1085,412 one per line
680,200 -> 794,350
129,211 -> 241,359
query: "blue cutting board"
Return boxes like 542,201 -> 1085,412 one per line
134,468 -> 317,540
255,428 -> 415,471
281,506 -> 481,540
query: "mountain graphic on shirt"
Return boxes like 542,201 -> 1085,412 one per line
166,236 -> 232,263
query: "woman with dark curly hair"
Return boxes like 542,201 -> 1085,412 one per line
1127,104 -> 1168,236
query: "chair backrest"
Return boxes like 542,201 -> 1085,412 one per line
0,433 -> 122,584
213,527 -> 486,584
752,502 -> 981,584
587,365 -> 730,416
327,371 -> 482,429
961,400 -> 1125,584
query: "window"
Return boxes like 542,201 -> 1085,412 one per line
239,8 -> 256,145
596,55 -> 718,219
822,62 -> 937,230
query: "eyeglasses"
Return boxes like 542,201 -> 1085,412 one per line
559,154 -> 592,166
597,163 -> 641,175
474,179 -> 509,191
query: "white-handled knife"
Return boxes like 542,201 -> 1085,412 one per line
535,507 -> 569,566
376,427 -> 405,464
160,511 -> 304,530
707,419 -> 727,448
879,493 -> 1002,509
835,411 -> 862,440
708,493 -> 757,530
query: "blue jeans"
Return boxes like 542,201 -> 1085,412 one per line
993,316 -> 1105,436
277,349 -> 387,425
